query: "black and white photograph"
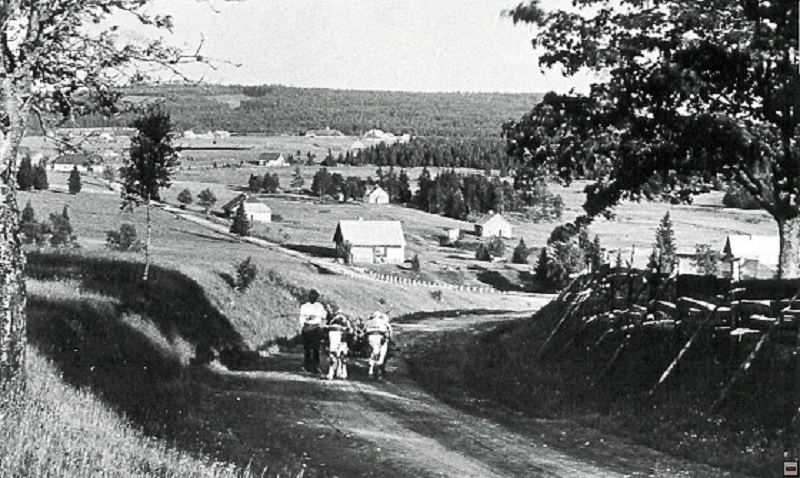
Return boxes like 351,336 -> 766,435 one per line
0,0 -> 797,476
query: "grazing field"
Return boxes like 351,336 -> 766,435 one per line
164,162 -> 775,292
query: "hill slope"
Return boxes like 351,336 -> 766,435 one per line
70,84 -> 544,137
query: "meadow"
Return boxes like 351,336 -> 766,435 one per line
6,167 -> 542,478
5,131 -> 779,478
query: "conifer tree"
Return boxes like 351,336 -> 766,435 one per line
647,212 -> 677,274
33,164 -> 48,191
291,167 -> 305,190
49,206 -> 76,248
16,155 -> 34,191
512,239 -> 530,264
230,202 -> 251,238
68,166 -> 82,194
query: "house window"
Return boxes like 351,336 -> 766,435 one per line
373,246 -> 386,262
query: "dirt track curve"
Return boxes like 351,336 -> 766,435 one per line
212,310 -> 752,478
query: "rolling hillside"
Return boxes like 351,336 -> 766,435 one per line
67,84 -> 545,137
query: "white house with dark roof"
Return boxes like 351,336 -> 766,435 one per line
258,152 -> 287,167
333,219 -> 405,264
722,235 -> 779,280
222,193 -> 272,223
474,211 -> 512,238
364,185 -> 389,204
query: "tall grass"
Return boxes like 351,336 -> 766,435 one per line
17,251 -> 308,477
0,350 -> 272,478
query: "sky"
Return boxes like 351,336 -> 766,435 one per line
118,0 -> 593,94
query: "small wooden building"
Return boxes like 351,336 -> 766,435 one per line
333,219 -> 405,264
364,185 -> 390,204
722,235 -> 779,281
474,211 -> 512,238
222,193 -> 273,223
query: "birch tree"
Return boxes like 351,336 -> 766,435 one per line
0,0 -> 229,383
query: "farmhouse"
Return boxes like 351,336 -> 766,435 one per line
259,152 -> 287,167
474,211 -> 512,238
722,235 -> 779,281
364,185 -> 389,204
333,219 -> 405,264
222,193 -> 273,223
51,153 -> 101,173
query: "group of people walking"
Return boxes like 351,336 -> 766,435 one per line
298,289 -> 393,379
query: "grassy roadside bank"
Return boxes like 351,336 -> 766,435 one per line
403,308 -> 780,478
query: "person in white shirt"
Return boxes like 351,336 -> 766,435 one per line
299,289 -> 328,374
364,311 -> 392,379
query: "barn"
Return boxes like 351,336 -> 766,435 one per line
222,193 -> 273,223
333,219 -> 405,264
474,212 -> 512,238
364,186 -> 389,204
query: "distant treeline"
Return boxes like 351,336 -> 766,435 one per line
348,137 -> 519,171
61,84 -> 544,137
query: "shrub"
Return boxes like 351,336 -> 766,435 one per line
197,188 -> 217,214
475,244 -> 492,261
485,236 -> 506,258
693,244 -> 720,276
235,257 -> 258,292
105,223 -> 143,252
337,240 -> 352,264
511,239 -> 530,264
68,166 -> 81,194
430,290 -> 442,302
20,201 -> 48,246
102,166 -> 116,182
177,188 -> 193,209
722,182 -> 761,209
545,239 -> 585,288
411,254 -> 421,272
272,213 -> 283,222
48,206 -> 77,248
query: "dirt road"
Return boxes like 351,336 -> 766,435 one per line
203,309 -> 751,478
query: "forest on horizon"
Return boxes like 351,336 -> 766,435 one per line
64,83 -> 545,138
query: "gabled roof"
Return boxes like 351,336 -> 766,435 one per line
475,212 -> 511,227
224,193 -> 273,213
259,152 -> 284,161
723,235 -> 779,266
222,193 -> 249,212
333,220 -> 405,247
243,199 -> 272,213
365,185 -> 388,197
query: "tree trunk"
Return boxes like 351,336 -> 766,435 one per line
143,199 -> 151,282
0,79 -> 29,384
777,217 -> 800,279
